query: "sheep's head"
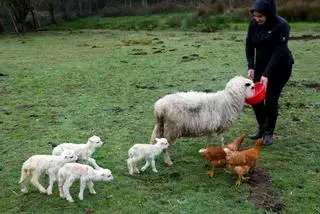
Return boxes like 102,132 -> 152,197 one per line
226,76 -> 255,99
98,168 -> 113,182
155,138 -> 170,149
88,135 -> 104,148
60,149 -> 78,162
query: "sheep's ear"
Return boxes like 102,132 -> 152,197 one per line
155,138 -> 159,141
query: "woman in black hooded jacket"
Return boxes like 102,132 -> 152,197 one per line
246,0 -> 294,145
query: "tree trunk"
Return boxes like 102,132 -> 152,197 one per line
78,0 -> 82,15
30,8 -> 38,30
49,3 -> 57,24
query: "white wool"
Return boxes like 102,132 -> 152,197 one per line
150,76 -> 255,166
58,163 -> 113,203
52,135 -> 103,169
19,149 -> 77,195
127,138 -> 169,175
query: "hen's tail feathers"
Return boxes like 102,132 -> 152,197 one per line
199,148 -> 207,153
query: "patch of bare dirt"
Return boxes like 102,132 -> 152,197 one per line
290,35 -> 320,41
247,168 -> 285,213
120,39 -> 152,46
305,83 -> 320,91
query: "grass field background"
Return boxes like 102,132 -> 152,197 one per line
0,24 -> 319,213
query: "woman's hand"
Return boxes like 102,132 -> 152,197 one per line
260,76 -> 268,89
247,69 -> 254,80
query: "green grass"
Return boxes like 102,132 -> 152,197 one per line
0,27 -> 319,213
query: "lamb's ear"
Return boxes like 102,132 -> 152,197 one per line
155,138 -> 159,142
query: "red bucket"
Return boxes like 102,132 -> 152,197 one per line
245,82 -> 266,105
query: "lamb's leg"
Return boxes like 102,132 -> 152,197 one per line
58,176 -> 65,198
46,170 -> 56,195
78,179 -> 87,200
20,170 -> 32,193
31,171 -> 46,193
141,159 -> 150,172
127,158 -> 134,175
132,158 -> 140,173
20,180 -> 29,193
87,157 -> 100,169
63,179 -> 74,202
87,181 -> 96,194
163,148 -> 173,166
150,158 -> 158,173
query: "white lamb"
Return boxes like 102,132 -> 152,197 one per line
127,138 -> 169,175
52,135 -> 103,169
149,76 -> 255,166
58,163 -> 113,203
19,149 -> 77,194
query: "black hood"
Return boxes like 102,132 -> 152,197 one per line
251,0 -> 276,18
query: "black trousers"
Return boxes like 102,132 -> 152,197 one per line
252,63 -> 292,134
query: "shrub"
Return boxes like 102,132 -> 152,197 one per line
135,19 -> 159,31
197,3 -> 225,17
229,8 -> 251,22
62,12 -> 78,21
278,0 -> 320,22
184,14 -> 231,32
165,16 -> 183,28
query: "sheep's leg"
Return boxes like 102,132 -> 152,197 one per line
87,158 -> 100,169
46,170 -> 56,195
141,159 -> 150,172
78,179 -> 87,201
150,158 -> 158,173
63,179 -> 74,202
31,171 -> 46,193
87,181 -> 96,194
163,148 -> 173,166
149,125 -> 158,144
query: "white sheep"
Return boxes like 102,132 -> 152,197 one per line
149,76 -> 255,166
52,135 -> 103,169
58,163 -> 113,203
127,138 -> 169,175
19,149 -> 77,194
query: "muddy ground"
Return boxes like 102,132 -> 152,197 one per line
247,168 -> 285,213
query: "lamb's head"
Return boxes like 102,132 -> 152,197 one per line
97,168 -> 113,182
225,76 -> 255,99
60,149 -> 78,162
155,138 -> 170,149
87,135 -> 104,148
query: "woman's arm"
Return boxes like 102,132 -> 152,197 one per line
263,21 -> 290,77
245,20 -> 255,70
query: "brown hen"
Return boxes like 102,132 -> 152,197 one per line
223,138 -> 264,185
199,135 -> 245,177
